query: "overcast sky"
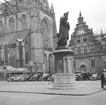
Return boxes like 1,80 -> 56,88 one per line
48,0 -> 106,35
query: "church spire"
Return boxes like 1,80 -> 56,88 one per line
79,11 -> 82,17
51,2 -> 54,12
78,11 -> 84,23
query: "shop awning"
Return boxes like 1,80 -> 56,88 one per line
3,66 -> 30,73
15,68 -> 30,73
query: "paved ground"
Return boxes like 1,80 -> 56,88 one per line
0,80 -> 103,96
0,80 -> 106,105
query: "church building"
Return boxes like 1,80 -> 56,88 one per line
0,0 -> 57,74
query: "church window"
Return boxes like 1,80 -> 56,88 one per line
0,21 -> 3,31
9,17 -> 15,32
21,14 -> 28,30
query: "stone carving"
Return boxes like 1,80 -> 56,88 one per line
57,12 -> 70,47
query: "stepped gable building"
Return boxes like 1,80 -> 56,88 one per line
0,0 -> 57,74
69,12 -> 106,73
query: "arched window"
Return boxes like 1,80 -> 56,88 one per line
9,17 -> 15,32
0,21 -> 4,37
0,21 -> 3,31
41,19 -> 50,49
21,14 -> 28,30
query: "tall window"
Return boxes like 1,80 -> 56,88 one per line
78,48 -> 81,54
81,47 -> 84,54
91,60 -> 95,67
0,21 -> 3,31
0,21 -> 4,37
77,39 -> 80,43
21,14 -> 28,30
9,17 -> 15,32
74,48 -> 78,54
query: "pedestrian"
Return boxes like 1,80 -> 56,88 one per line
100,71 -> 105,88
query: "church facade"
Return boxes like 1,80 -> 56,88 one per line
0,0 -> 57,74
69,12 -> 106,73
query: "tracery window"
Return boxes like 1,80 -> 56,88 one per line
21,14 -> 28,30
0,21 -> 3,31
9,17 -> 15,32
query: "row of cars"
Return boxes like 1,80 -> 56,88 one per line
7,73 -> 53,82
75,72 -> 101,81
7,72 -> 100,82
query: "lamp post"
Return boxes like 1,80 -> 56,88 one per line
2,42 -> 5,67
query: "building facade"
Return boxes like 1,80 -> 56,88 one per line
0,0 -> 57,74
69,12 -> 106,73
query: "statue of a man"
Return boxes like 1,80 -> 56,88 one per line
57,12 -> 70,47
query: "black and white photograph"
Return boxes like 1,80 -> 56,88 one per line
0,0 -> 106,105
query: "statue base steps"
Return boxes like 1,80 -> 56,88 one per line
48,73 -> 76,90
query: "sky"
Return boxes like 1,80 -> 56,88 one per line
48,0 -> 106,36
1,0 -> 106,36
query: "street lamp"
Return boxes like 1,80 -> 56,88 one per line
2,42 -> 5,67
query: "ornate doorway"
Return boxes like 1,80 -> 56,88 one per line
80,64 -> 86,72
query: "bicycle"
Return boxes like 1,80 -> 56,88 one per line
48,76 -> 54,85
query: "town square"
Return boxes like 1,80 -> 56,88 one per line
0,0 -> 106,105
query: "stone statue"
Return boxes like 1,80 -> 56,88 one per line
57,12 -> 70,47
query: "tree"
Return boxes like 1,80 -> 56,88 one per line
0,0 -> 26,23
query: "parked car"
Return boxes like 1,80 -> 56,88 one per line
38,74 -> 50,81
75,73 -> 83,81
89,73 -> 98,81
18,75 -> 26,81
29,73 -> 42,81
7,76 -> 16,82
7,75 -> 26,82
81,72 -> 90,80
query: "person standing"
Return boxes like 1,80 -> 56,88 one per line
101,71 -> 105,88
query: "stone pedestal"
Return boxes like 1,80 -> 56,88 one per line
50,48 -> 76,89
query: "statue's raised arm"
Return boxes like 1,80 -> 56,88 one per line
57,12 -> 70,47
